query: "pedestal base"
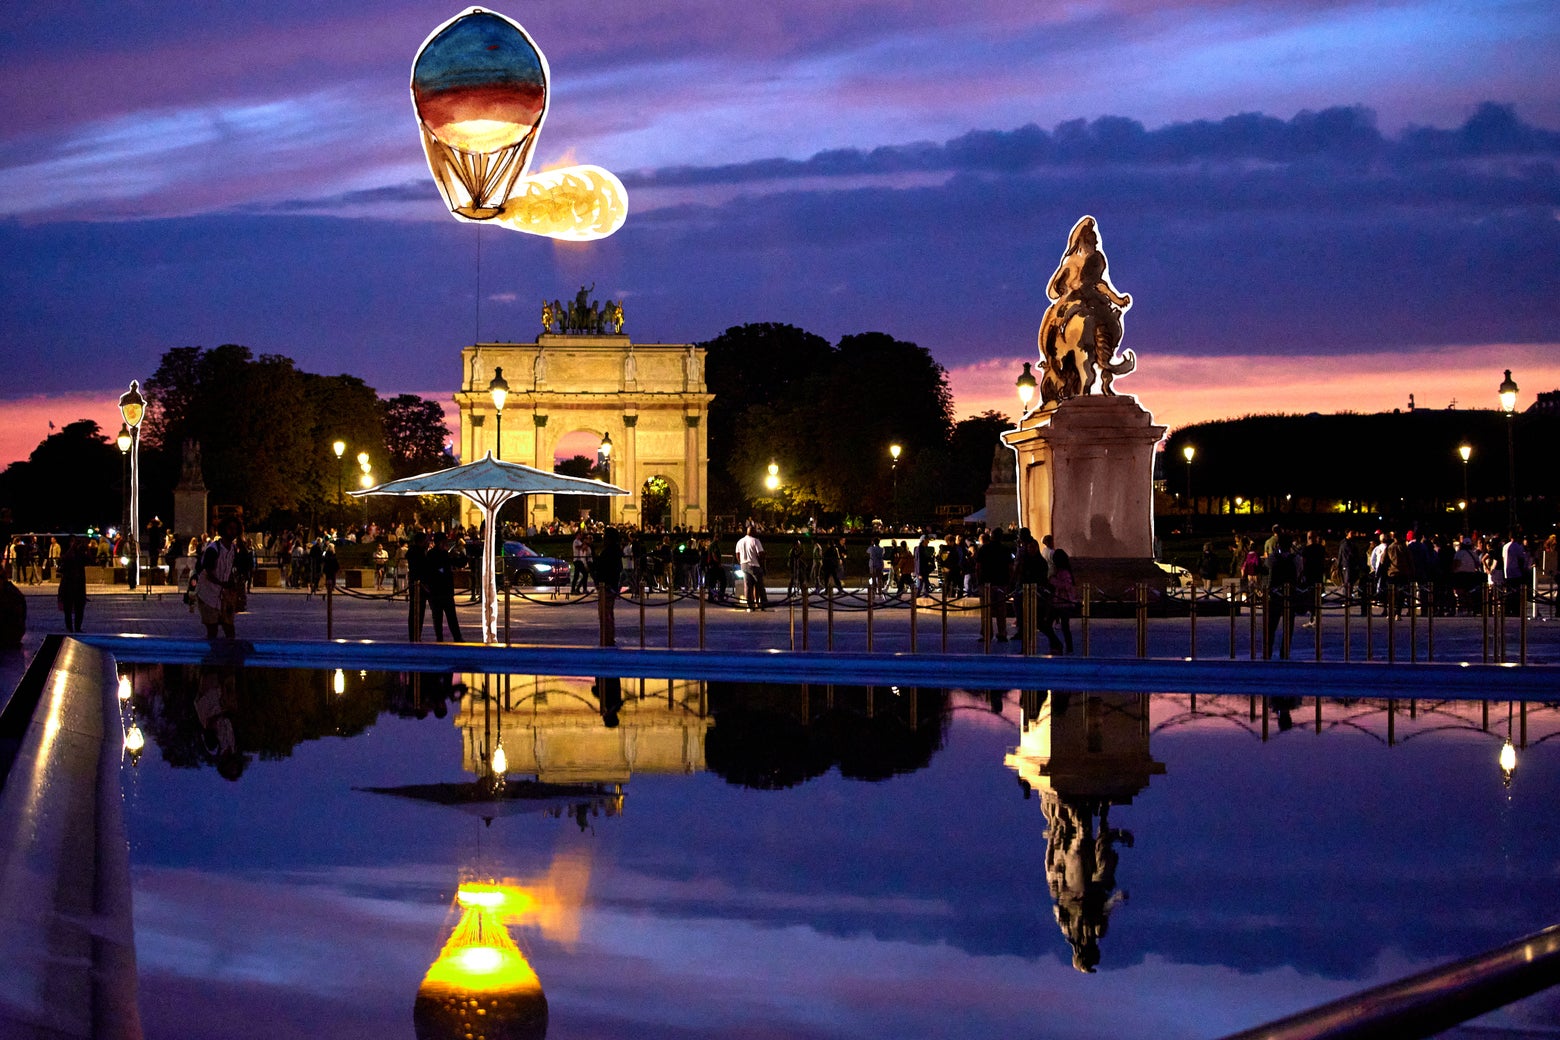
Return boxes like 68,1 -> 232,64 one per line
1002,395 -> 1166,596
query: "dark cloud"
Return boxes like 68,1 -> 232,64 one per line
1,104 -> 1556,404
626,104 -> 1560,188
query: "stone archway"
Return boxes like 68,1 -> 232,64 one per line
453,331 -> 711,530
638,474 -> 681,531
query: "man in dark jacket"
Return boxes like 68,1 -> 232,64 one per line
424,532 -> 463,642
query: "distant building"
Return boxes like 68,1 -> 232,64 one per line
1529,390 -> 1560,415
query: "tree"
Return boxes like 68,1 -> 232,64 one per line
0,420 -> 122,531
382,395 -> 452,479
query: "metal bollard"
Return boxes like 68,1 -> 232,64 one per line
1408,583 -> 1418,664
1280,585 -> 1292,660
639,590 -> 647,650
1386,587 -> 1397,664
1520,585 -> 1528,665
1425,587 -> 1434,663
909,589 -> 918,653
1228,585 -> 1237,660
980,585 -> 991,653
1249,586 -> 1258,661
1314,585 -> 1323,663
504,580 -> 511,646
827,588 -> 835,652
801,588 -> 810,651
866,587 -> 875,652
1189,583 -> 1198,661
941,580 -> 949,653
667,584 -> 675,650
326,579 -> 334,640
1135,583 -> 1147,658
698,586 -> 707,651
1081,584 -> 1092,657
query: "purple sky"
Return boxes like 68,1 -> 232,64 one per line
3,1 -> 1559,465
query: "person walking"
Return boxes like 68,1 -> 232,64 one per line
56,536 -> 89,633
193,517 -> 246,640
736,526 -> 768,611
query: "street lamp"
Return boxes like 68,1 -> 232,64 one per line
1015,362 -> 1037,416
598,431 -> 613,522
1181,444 -> 1195,529
1457,443 -> 1472,534
1498,369 -> 1518,530
765,460 -> 780,527
331,439 -> 347,536
117,381 -> 145,589
489,367 -> 509,461
889,443 -> 902,528
359,466 -> 373,528
116,423 -> 132,553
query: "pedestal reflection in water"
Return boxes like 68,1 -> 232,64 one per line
116,665 -> 1560,1039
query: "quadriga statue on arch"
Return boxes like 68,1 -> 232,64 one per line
1037,215 -> 1135,405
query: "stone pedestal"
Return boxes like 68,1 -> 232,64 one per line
172,485 -> 207,543
1001,396 -> 1166,594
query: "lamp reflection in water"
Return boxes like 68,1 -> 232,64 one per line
1005,690 -> 1164,972
415,852 -> 591,1040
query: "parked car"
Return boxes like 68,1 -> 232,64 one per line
499,541 -> 570,587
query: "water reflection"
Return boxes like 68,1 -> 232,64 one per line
416,853 -> 591,1040
1006,691 -> 1165,973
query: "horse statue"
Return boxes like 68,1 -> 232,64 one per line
1037,216 -> 1135,405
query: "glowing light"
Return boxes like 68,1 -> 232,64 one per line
332,439 -> 346,459
117,675 -> 132,701
333,668 -> 345,695
1500,739 -> 1517,775
1183,444 -> 1195,464
1498,369 -> 1519,414
124,724 -> 145,754
1458,443 -> 1472,463
492,743 -> 508,776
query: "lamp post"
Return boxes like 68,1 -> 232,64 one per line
1457,443 -> 1472,534
117,381 -> 145,589
1498,369 -> 1518,531
332,439 -> 347,536
116,423 -> 132,552
1182,444 -> 1195,530
1015,362 -> 1037,417
889,443 -> 902,528
765,460 -> 780,527
489,367 -> 509,460
357,453 -> 371,532
598,431 -> 613,523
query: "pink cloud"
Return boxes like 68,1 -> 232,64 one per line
947,344 -> 1560,436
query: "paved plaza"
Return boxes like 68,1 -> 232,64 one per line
9,582 -> 1559,668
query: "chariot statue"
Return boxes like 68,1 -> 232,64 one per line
1036,216 -> 1136,405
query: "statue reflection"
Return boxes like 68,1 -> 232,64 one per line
1005,691 -> 1164,972
415,852 -> 591,1040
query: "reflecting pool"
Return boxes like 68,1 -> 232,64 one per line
116,665 -> 1560,1039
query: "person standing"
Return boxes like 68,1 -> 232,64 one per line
975,529 -> 1012,642
424,532 -> 464,642
593,526 -> 623,646
56,536 -> 89,633
406,531 -> 430,640
736,526 -> 768,611
866,540 -> 885,602
571,530 -> 592,594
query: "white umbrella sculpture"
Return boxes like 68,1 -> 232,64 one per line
353,452 -> 627,643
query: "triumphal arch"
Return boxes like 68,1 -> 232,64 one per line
453,300 -> 711,530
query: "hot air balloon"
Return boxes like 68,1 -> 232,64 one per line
412,8 -> 627,240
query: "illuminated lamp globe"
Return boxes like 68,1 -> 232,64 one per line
1498,370 -> 1519,414
1015,362 -> 1036,410
117,424 -> 132,454
1458,443 -> 1472,463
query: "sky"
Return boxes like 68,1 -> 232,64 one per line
2,0 -> 1559,467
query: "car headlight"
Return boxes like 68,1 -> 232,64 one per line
531,564 -> 551,573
